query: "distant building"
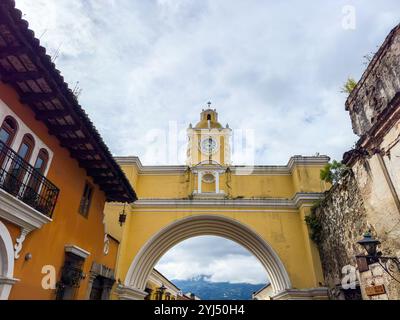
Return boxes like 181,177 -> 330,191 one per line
252,284 -> 273,300
144,269 -> 200,300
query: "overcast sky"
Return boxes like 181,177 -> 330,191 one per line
15,0 -> 399,284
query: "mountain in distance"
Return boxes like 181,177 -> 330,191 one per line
172,275 -> 266,300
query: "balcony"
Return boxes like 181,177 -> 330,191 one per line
0,140 -> 59,218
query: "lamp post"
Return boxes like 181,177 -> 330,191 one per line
356,231 -> 400,283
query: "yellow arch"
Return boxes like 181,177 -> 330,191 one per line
123,215 -> 291,299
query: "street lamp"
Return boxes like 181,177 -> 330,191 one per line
356,231 -> 400,283
119,204 -> 127,227
357,231 -> 381,258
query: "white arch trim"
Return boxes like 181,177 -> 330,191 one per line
0,220 -> 18,300
124,215 -> 292,299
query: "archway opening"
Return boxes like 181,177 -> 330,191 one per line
153,235 -> 269,300
123,215 -> 291,300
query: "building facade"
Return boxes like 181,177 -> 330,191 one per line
315,23 -> 400,300
0,1 -> 136,300
252,284 -> 273,300
144,269 -> 182,300
106,109 -> 331,300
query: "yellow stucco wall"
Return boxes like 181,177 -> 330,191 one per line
104,159 -> 328,293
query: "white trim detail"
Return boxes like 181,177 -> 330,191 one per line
65,245 -> 90,259
0,188 -> 52,231
271,287 -> 329,300
0,188 -> 52,259
103,234 -> 110,256
132,192 -> 324,209
122,215 -> 292,300
14,228 -> 29,260
0,220 -> 19,300
114,155 -> 330,176
0,99 -> 54,174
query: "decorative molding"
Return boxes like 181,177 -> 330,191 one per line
90,262 -> 115,280
0,188 -> 52,232
65,245 -> 90,259
115,284 -> 148,300
132,193 -> 324,210
14,228 -> 29,260
103,234 -> 110,255
271,287 -> 329,300
0,188 -> 52,260
114,155 -> 330,176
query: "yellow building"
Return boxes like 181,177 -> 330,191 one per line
106,108 -> 331,300
144,269 -> 181,300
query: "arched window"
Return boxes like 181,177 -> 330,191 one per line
0,116 -> 18,147
17,134 -> 35,162
33,149 -> 49,175
207,114 -> 211,121
25,149 -> 49,198
5,134 -> 35,195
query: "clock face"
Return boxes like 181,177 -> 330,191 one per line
200,137 -> 218,155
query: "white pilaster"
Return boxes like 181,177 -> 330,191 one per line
198,172 -> 202,193
215,171 -> 220,193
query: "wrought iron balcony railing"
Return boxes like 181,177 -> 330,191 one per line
0,140 -> 59,218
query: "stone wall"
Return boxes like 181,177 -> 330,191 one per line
346,24 -> 400,136
314,171 -> 369,299
315,167 -> 400,300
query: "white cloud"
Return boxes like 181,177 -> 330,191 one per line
155,236 -> 269,284
15,0 -> 400,165
13,0 -> 400,282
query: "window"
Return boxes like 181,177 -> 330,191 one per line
207,114 -> 211,121
0,116 -> 18,146
25,149 -> 49,195
4,134 -> 35,196
0,116 -> 18,147
33,149 -> 49,174
17,134 -> 35,162
79,182 -> 93,217
56,252 -> 85,300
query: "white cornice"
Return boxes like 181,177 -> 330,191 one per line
114,155 -> 330,176
132,192 -> 323,210
65,245 -> 90,259
0,188 -> 52,232
149,269 -> 181,293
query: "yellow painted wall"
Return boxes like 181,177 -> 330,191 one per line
104,109 -> 329,295
116,207 -> 321,290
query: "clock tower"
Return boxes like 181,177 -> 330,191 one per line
186,106 -> 232,167
186,106 -> 232,197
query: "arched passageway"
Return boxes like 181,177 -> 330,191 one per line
122,215 -> 291,299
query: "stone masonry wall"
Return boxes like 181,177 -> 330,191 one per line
314,171 -> 370,299
315,168 -> 400,300
346,24 -> 400,136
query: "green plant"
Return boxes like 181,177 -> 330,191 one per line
320,160 -> 348,184
341,77 -> 357,94
305,207 -> 322,244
